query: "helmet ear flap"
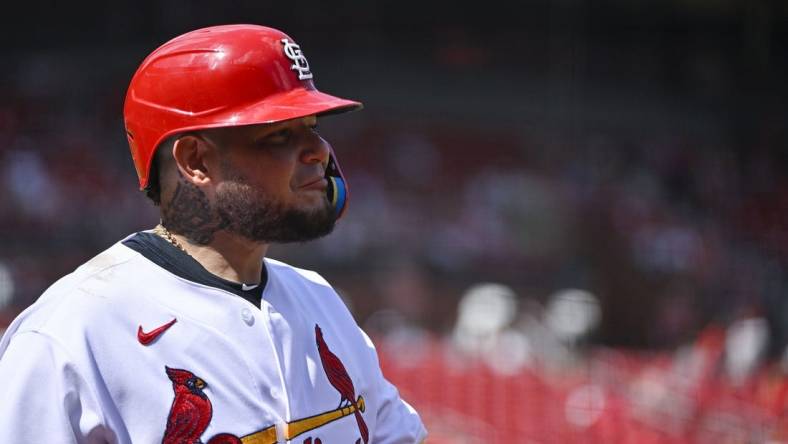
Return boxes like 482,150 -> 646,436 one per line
325,153 -> 349,219
327,176 -> 347,218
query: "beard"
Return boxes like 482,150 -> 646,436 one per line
214,180 -> 337,243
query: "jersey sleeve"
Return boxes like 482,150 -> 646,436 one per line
361,330 -> 428,443
0,331 -> 108,443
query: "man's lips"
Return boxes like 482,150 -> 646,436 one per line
299,177 -> 328,190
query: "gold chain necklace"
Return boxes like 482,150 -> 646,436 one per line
154,224 -> 262,288
153,223 -> 188,254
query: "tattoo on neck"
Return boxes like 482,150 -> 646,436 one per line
161,177 -> 226,245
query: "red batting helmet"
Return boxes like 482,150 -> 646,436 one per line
123,24 -> 362,195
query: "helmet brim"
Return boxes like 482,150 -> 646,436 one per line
209,87 -> 363,129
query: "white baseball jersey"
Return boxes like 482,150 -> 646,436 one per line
0,231 -> 427,444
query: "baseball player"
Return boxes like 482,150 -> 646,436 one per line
0,24 -> 427,444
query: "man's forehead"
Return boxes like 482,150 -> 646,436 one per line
258,115 -> 318,131
201,115 -> 318,139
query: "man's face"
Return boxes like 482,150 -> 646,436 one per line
204,116 -> 338,243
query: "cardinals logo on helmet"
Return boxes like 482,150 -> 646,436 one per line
281,39 -> 313,80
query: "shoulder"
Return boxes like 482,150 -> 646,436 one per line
1,237 -> 153,345
262,257 -> 357,322
263,257 -> 350,310
264,257 -> 331,286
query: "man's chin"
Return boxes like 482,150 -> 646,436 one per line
273,206 -> 337,243
239,205 -> 337,244
216,187 -> 338,243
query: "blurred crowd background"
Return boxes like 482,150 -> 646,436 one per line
1,0 -> 787,441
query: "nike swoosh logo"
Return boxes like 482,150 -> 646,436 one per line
137,318 -> 177,345
241,283 -> 258,291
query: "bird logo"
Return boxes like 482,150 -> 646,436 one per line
315,324 -> 369,444
162,366 -> 213,444
161,366 -> 242,444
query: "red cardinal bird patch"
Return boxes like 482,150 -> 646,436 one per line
161,367 -> 242,444
162,366 -> 213,444
315,324 -> 369,444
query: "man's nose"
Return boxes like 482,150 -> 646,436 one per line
301,133 -> 331,167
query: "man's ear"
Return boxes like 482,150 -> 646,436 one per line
171,135 -> 213,186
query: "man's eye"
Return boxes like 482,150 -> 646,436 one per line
262,129 -> 291,144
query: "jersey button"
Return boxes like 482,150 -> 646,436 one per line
270,387 -> 281,399
241,308 -> 255,326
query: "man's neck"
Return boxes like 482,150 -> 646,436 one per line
172,230 -> 268,284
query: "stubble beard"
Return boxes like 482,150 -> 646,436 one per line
162,161 -> 337,245
215,180 -> 337,244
